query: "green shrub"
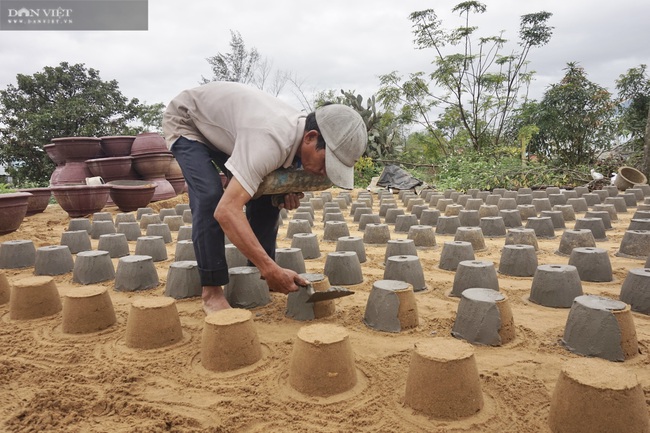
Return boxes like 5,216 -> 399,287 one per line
433,151 -> 587,191
354,156 -> 382,188
0,183 -> 16,193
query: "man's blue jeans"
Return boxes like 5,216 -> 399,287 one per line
171,136 -> 280,287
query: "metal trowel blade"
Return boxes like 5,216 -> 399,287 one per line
306,286 -> 355,303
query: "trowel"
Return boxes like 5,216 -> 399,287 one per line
301,283 -> 355,303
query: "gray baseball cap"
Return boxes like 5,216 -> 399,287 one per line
315,104 -> 368,190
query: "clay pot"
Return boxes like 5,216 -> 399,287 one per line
0,239 -> 36,268
438,241 -> 474,271
135,236 -> 167,261
451,260 -> 499,297
288,324 -> 357,397
107,180 -> 157,212
124,297 -> 183,349
498,244 -> 538,277
99,136 -> 135,157
34,245 -> 74,276
45,144 -> 65,185
85,156 -> 132,182
0,192 -> 32,235
614,166 -> 647,191
50,137 -> 102,185
17,188 -> 51,216
55,161 -> 93,185
451,288 -> 515,346
9,276 -> 62,320
384,255 -> 427,292
131,153 -> 176,201
114,255 -> 159,292
72,250 -> 115,285
224,266 -> 271,309
132,152 -> 173,178
562,295 -> 638,362
51,136 -> 101,161
275,247 -> 306,274
285,219 -> 312,239
530,264 -> 583,308
201,308 -> 262,372
616,230 -> 650,258
51,184 -> 111,217
62,286 -> 116,334
167,177 -> 185,195
363,280 -> 419,333
166,158 -> 184,178
44,143 -> 64,166
549,358 -> 649,433
323,251 -> 363,285
130,132 -> 169,156
404,338 -> 483,419
164,260 -> 200,298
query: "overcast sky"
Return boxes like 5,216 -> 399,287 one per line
1,0 -> 648,114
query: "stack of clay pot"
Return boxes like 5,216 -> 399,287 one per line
45,133 -> 184,215
129,132 -> 178,202
165,157 -> 187,196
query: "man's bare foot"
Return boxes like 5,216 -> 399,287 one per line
202,286 -> 231,314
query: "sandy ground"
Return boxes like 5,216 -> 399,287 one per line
1,190 -> 649,433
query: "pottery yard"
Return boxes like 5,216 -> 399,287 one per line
0,185 -> 649,433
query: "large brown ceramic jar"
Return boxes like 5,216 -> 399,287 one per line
51,184 -> 111,217
100,136 -> 136,157
0,192 -> 32,235
131,132 -> 168,156
51,137 -> 101,185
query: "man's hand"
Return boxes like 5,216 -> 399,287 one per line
278,192 -> 304,211
261,265 -> 309,294
216,178 -> 307,295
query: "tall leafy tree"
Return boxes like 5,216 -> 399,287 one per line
616,65 -> 650,151
644,105 -> 650,177
0,62 -> 158,184
134,102 -> 166,133
615,65 -> 650,177
202,30 -> 290,96
202,30 -> 260,85
529,63 -> 617,166
378,1 -> 553,153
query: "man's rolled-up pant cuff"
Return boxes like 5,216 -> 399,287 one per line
198,266 -> 230,287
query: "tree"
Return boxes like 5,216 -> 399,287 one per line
616,65 -> 650,152
0,62 -> 158,185
517,124 -> 539,165
644,105 -> 650,177
202,30 -> 290,96
402,130 -> 447,163
378,2 -> 553,153
529,63 -> 617,166
202,30 -> 260,85
132,102 -> 166,133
